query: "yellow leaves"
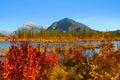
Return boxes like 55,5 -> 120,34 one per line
89,71 -> 99,79
89,61 -> 98,70
89,64 -> 99,79
0,47 -> 9,57
50,46 -> 56,54
91,64 -> 98,70
112,73 -> 120,80
50,66 -> 67,80
78,74 -> 83,79
111,77 -> 117,80
104,72 -> 111,78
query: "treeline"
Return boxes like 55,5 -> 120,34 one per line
0,33 -> 5,37
15,27 -> 120,40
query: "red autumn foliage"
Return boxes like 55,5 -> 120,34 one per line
1,41 -> 60,80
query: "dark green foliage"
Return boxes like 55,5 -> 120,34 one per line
0,33 -> 5,37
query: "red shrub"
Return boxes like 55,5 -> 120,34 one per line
2,41 -> 60,80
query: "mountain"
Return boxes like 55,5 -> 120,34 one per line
110,30 -> 120,33
0,30 -> 12,36
21,22 -> 45,32
47,18 -> 92,32
0,33 -> 4,37
15,22 -> 47,33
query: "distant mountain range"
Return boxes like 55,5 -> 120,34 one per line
0,18 -> 119,36
18,26 -> 45,32
0,30 -> 12,36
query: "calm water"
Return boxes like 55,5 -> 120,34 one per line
0,41 -> 120,55
0,41 -> 11,50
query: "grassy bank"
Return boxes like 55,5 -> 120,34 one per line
0,36 -> 120,42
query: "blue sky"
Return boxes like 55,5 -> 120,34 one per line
0,0 -> 120,31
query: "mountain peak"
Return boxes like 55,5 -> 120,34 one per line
62,17 -> 70,20
47,18 -> 92,32
59,17 -> 74,22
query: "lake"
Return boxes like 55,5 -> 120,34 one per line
0,41 -> 120,55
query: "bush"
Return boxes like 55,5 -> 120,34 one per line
2,41 -> 60,80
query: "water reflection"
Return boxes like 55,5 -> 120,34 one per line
0,41 -> 120,55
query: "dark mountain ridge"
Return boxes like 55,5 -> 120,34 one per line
47,18 -> 92,32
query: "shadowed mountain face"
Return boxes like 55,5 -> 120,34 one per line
47,18 -> 92,32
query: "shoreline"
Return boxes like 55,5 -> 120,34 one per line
0,37 -> 120,42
